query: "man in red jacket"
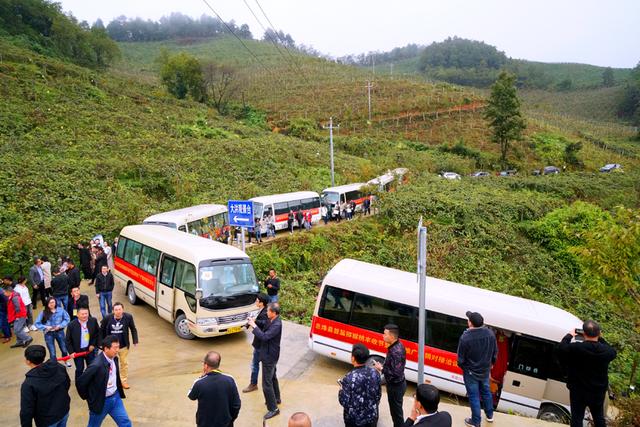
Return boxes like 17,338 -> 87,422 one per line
3,285 -> 33,348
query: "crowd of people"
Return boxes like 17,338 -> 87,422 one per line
2,244 -> 618,427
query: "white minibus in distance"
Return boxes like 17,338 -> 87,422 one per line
114,225 -> 260,339
250,191 -> 321,232
310,259 -> 583,423
143,204 -> 229,243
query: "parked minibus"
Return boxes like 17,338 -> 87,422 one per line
309,259 -> 583,423
114,225 -> 260,339
320,183 -> 367,213
250,191 -> 321,231
143,204 -> 229,242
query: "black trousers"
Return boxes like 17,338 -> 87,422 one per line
31,282 -> 46,308
261,362 -> 280,412
386,380 -> 406,427
570,388 -> 606,427
73,350 -> 96,382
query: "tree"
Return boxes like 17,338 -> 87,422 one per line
159,53 -> 204,101
202,63 -> 242,114
602,67 -> 615,87
564,141 -> 584,169
484,71 -> 526,168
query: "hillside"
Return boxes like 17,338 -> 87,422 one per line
1,29 -> 639,407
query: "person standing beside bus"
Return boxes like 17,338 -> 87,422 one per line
264,269 -> 281,304
287,210 -> 295,234
558,320 -> 616,427
373,324 -> 407,427
101,302 -> 138,390
247,303 -> 283,421
321,205 -> 329,225
188,351 -> 241,427
338,343 -> 381,427
457,311 -> 497,427
243,293 -> 270,394
305,210 -> 312,231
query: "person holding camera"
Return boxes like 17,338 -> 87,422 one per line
242,293 -> 270,394
558,320 -> 617,427
338,343 -> 381,427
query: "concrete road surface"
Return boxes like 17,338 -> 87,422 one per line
0,281 -> 562,426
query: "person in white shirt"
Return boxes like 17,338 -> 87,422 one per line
104,242 -> 114,271
41,256 -> 52,298
14,277 -> 37,331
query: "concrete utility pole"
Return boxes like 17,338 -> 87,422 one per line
366,81 -> 374,122
323,118 -> 339,187
417,218 -> 428,385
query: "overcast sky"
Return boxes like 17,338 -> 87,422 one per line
57,0 -> 639,68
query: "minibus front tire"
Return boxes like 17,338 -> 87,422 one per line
537,403 -> 570,424
174,313 -> 195,340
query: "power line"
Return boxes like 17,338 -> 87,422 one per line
241,0 -> 292,68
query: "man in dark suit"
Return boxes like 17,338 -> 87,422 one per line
76,334 -> 131,426
247,303 -> 282,420
188,351 -> 241,427
66,260 -> 81,296
242,293 -> 270,393
78,243 -> 93,280
28,257 -> 46,309
66,306 -> 100,381
403,384 -> 452,427
67,286 -> 90,321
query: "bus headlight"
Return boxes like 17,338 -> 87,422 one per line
197,317 -> 218,326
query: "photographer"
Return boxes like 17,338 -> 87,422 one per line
242,293 -> 270,394
558,320 -> 617,427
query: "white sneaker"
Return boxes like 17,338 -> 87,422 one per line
29,325 -> 38,331
23,327 -> 29,334
486,415 -> 494,423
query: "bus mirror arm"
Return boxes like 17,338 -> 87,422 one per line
195,288 -> 203,300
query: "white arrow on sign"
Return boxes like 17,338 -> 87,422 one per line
233,216 -> 250,223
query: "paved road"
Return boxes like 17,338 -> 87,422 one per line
0,281 -> 562,426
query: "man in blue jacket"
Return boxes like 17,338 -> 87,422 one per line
247,303 -> 282,420
457,311 -> 497,427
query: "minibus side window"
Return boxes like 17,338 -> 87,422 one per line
509,335 -> 565,381
288,200 -> 302,211
160,257 -> 177,287
319,286 -> 354,324
123,240 -> 142,266
350,294 -> 418,341
425,311 -> 468,353
116,237 -> 127,258
139,246 -> 160,275
274,202 -> 289,215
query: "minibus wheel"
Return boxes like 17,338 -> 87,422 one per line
174,313 -> 195,340
538,404 -> 570,424
127,283 -> 138,305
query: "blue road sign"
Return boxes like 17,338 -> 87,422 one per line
228,200 -> 255,228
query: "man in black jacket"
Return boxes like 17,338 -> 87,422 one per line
66,306 -> 100,381
67,286 -> 91,321
558,320 -> 617,427
50,266 -> 69,311
95,265 -> 114,319
188,351 -> 241,427
403,384 -> 452,427
66,260 -> 81,296
20,344 -> 70,427
101,302 -> 138,389
242,293 -> 270,393
78,242 -> 93,279
457,311 -> 497,427
247,303 -> 282,420
76,334 -> 132,427
374,324 -> 407,427
264,269 -> 280,303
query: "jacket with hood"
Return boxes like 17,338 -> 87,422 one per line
20,359 -> 71,427
558,333 -> 617,394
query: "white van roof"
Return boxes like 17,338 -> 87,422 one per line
250,191 -> 320,205
119,225 -> 249,265
323,259 -> 581,342
143,204 -> 227,226
322,183 -> 365,193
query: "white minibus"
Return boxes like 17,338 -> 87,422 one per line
114,225 -> 260,339
250,191 -> 321,231
143,204 -> 229,242
310,259 -> 583,423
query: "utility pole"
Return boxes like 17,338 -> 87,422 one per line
417,218 -> 428,385
390,63 -> 393,77
366,81 -> 374,122
323,118 -> 339,187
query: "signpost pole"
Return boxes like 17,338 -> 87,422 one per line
227,200 -> 254,253
241,227 -> 246,252
417,218 -> 427,385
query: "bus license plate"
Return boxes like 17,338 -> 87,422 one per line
226,326 -> 243,334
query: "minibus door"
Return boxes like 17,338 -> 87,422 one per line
157,255 -> 177,322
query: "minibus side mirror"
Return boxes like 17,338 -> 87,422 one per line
195,288 -> 203,300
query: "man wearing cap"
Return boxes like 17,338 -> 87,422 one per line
457,311 -> 497,427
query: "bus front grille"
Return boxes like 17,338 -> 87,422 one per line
217,312 -> 250,325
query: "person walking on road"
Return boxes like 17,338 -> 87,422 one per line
20,344 -> 71,427
242,292 -> 270,393
14,276 -> 37,331
101,302 -> 138,389
338,343 -> 382,427
403,384 -> 452,427
66,306 -> 100,381
51,266 -> 70,311
188,350 -> 241,427
35,297 -> 72,366
264,269 -> 280,303
4,285 -> 33,348
247,303 -> 283,420
558,320 -> 617,427
29,257 -> 47,309
95,265 -> 114,319
67,285 -> 90,321
457,311 -> 497,427
76,334 -> 132,427
374,324 -> 407,427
